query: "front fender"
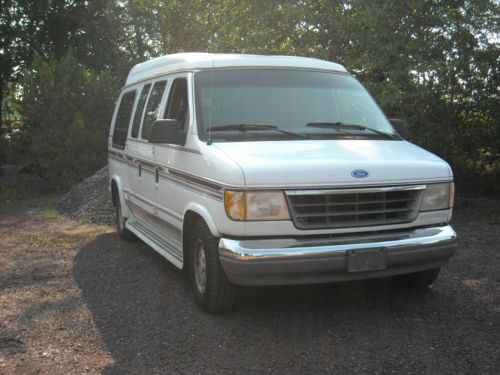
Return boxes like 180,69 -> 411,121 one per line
184,203 -> 220,237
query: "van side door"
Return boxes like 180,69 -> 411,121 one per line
154,75 -> 192,232
125,79 -> 168,219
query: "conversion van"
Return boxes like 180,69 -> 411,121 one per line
108,53 -> 457,312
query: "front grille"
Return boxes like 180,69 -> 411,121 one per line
286,186 -> 424,229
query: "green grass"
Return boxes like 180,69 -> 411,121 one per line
37,209 -> 60,219
0,185 -> 60,208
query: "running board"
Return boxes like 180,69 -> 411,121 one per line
126,219 -> 183,269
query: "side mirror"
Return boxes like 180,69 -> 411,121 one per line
389,119 -> 409,139
149,119 -> 179,144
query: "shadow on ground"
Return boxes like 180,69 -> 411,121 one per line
73,228 -> 499,374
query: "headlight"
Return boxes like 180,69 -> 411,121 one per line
420,182 -> 454,211
224,191 -> 291,221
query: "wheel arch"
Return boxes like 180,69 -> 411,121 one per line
110,174 -> 130,218
182,203 -> 220,265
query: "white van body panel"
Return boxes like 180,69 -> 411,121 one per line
213,140 -> 452,188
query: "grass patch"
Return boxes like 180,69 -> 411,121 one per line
0,185 -> 60,208
37,209 -> 60,219
25,194 -> 59,208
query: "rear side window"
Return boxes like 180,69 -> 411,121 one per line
141,80 -> 167,140
112,90 -> 136,149
164,78 -> 189,145
130,83 -> 151,138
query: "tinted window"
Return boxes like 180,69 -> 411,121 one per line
112,90 -> 136,149
131,83 -> 151,138
141,80 -> 167,140
195,70 -> 396,142
164,78 -> 189,145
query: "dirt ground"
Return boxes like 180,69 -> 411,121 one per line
0,198 -> 499,374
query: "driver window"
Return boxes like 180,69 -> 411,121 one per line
141,80 -> 167,140
164,78 -> 189,145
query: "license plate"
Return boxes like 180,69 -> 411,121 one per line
347,248 -> 387,272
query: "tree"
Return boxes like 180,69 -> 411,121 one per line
20,50 -> 117,188
1,0 -> 498,192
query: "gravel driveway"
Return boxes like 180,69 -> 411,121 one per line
1,198 -> 499,374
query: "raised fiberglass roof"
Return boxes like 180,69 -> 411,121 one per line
125,53 -> 348,86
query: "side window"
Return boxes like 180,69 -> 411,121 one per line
130,83 -> 151,138
112,90 -> 136,149
164,78 -> 189,145
141,80 -> 167,140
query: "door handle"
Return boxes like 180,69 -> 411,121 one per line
155,167 -> 159,183
138,163 -> 142,177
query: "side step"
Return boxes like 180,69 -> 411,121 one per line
126,218 -> 183,269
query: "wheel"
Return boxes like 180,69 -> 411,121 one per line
189,220 -> 236,312
393,268 -> 441,289
115,199 -> 135,241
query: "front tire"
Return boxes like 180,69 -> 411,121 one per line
189,221 -> 236,312
393,268 -> 441,289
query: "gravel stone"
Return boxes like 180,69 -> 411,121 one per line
3,172 -> 499,374
57,166 -> 114,226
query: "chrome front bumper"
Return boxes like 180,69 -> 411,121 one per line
218,225 -> 457,286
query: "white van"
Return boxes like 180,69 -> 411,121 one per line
108,53 -> 457,312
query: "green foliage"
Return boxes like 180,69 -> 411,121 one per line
306,0 -> 499,193
19,50 -> 117,190
1,0 -> 498,194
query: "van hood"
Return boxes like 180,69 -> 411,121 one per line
213,140 -> 452,188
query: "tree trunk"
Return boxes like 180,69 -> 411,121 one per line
135,24 -> 145,58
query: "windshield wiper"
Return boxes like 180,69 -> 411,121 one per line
206,124 -> 307,139
306,122 -> 397,139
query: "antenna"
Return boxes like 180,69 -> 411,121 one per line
207,55 -> 215,145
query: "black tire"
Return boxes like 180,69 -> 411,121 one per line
393,268 -> 441,289
189,220 -> 236,312
115,199 -> 135,241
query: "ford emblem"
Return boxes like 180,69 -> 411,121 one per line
351,169 -> 369,178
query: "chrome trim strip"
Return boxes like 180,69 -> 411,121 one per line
140,160 -> 157,170
158,170 -> 224,201
111,156 -> 223,201
285,185 -> 427,196
167,168 -> 222,191
219,225 -> 457,261
108,150 -> 234,191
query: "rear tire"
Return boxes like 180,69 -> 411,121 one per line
189,220 -> 236,312
115,198 -> 135,241
393,268 -> 441,289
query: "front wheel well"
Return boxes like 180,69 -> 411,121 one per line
182,210 -> 204,265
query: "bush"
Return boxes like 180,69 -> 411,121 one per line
19,51 -> 118,190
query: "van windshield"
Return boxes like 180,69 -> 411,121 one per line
195,69 -> 398,142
